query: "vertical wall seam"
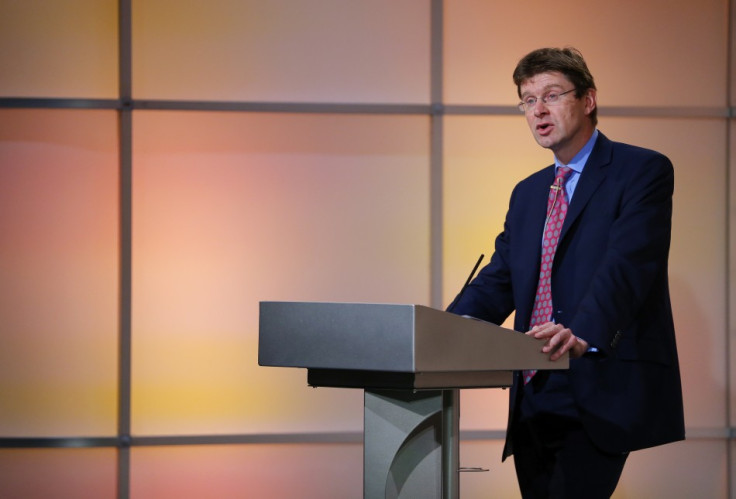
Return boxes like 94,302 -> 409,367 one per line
117,0 -> 133,498
725,0 -> 734,496
429,0 -> 444,309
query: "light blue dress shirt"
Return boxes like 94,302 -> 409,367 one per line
554,129 -> 599,202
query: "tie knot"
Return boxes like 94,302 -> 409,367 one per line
556,166 -> 572,182
552,167 -> 573,191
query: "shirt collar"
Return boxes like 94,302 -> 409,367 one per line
555,129 -> 599,175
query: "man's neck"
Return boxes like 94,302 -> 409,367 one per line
554,127 -> 595,165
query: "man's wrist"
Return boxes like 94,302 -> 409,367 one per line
574,336 -> 591,358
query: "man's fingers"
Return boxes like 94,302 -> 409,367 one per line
527,323 -> 579,360
549,333 -> 577,360
540,327 -> 574,354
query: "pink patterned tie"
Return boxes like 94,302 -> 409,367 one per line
523,166 -> 573,384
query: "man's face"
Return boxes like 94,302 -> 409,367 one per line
519,71 -> 596,164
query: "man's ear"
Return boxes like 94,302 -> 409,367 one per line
584,89 -> 597,116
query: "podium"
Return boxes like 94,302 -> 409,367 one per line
258,302 -> 567,498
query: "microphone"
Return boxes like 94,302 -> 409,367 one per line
446,254 -> 484,313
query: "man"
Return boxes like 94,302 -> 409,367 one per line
449,47 -> 685,498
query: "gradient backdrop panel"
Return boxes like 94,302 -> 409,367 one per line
0,0 -> 734,497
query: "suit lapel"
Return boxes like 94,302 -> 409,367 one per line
559,133 -> 613,241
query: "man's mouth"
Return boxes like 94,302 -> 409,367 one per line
536,123 -> 553,135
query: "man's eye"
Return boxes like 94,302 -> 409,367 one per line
546,92 -> 559,102
524,97 -> 537,106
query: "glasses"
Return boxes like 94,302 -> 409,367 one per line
518,88 -> 576,113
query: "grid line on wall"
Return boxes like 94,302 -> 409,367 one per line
1,98 -> 731,119
117,1 -> 133,497
430,0 -> 445,310
726,0 -> 734,496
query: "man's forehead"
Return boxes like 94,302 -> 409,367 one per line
519,72 -> 570,94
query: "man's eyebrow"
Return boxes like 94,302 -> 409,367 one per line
521,83 -> 566,98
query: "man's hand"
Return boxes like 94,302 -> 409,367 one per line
526,322 -> 589,360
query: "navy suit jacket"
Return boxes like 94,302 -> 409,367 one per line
450,132 -> 685,457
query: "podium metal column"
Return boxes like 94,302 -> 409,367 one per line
364,389 -> 459,499
442,389 -> 460,498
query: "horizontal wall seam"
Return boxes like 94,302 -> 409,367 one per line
1,426 -> 732,448
0,98 -> 731,118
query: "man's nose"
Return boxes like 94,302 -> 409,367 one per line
533,100 -> 548,116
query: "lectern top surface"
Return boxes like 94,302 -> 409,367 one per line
258,301 -> 567,373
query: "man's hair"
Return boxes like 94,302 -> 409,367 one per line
513,47 -> 597,125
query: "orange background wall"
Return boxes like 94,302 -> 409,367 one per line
1,0 -> 734,497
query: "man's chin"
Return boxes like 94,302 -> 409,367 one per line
533,135 -> 556,150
